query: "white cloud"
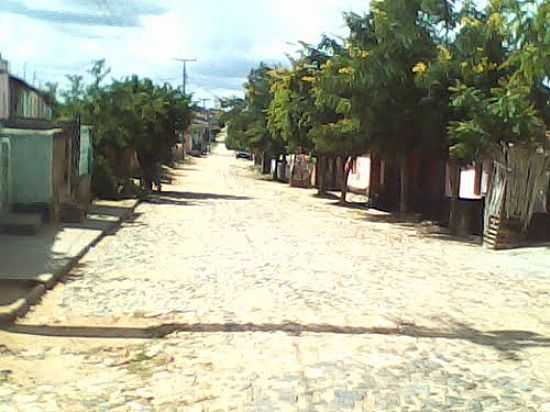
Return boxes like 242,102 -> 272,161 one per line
0,0 -> 371,103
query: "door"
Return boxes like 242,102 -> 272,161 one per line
0,138 -> 11,214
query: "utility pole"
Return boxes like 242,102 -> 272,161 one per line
173,58 -> 197,96
200,98 -> 212,151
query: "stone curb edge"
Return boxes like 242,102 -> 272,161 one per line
0,199 -> 141,324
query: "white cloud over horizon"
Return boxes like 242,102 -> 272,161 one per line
0,0 -> 370,105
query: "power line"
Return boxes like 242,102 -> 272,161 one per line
193,86 -> 225,107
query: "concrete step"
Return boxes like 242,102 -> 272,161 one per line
0,213 -> 42,235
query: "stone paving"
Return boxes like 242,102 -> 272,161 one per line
1,143 -> 550,411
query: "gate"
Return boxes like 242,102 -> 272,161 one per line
71,114 -> 81,178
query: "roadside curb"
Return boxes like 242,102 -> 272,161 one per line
0,199 -> 140,324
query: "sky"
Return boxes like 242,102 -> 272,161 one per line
0,0 -> 371,106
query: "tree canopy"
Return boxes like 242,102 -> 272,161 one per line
53,59 -> 193,196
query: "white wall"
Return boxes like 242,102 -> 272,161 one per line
347,155 -> 371,191
445,163 -> 489,200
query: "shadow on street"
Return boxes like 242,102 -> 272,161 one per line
4,320 -> 549,360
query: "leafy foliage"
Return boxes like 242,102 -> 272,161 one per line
221,63 -> 285,157
419,0 -> 549,162
55,60 -> 193,197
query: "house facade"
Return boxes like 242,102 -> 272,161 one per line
0,55 -> 92,224
346,152 -> 447,218
344,147 -> 550,243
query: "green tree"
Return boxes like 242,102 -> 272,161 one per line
309,39 -> 364,201
267,40 -> 335,154
345,1 -> 452,212
222,63 -> 282,175
219,97 -> 248,150
446,0 -> 548,161
417,0 -> 549,232
57,60 -> 193,197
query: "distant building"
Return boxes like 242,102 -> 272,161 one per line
188,111 -> 210,156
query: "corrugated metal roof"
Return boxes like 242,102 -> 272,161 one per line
8,75 -> 47,97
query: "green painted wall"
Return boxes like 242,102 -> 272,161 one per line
0,129 -> 53,205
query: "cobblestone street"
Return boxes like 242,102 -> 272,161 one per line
2,143 -> 550,411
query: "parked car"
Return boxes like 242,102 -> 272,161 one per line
236,151 -> 253,160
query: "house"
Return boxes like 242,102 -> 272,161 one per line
0,124 -> 94,227
345,144 -> 550,245
346,152 -> 447,218
0,55 -> 92,231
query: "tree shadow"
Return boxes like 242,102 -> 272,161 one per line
62,217 -> 120,233
312,192 -> 340,201
61,204 -> 136,237
58,268 -> 86,285
169,165 -> 200,172
514,242 -> 550,250
4,320 -> 549,360
418,231 -> 483,246
121,212 -> 148,228
330,200 -> 370,211
154,191 -> 252,201
0,280 -> 41,306
143,197 -> 196,207
361,210 -> 424,224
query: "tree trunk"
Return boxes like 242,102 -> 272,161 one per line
262,152 -> 270,174
400,155 -> 409,214
281,156 -> 288,182
137,151 -> 154,192
318,156 -> 327,196
331,157 -> 337,189
340,156 -> 352,203
448,160 -> 462,234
